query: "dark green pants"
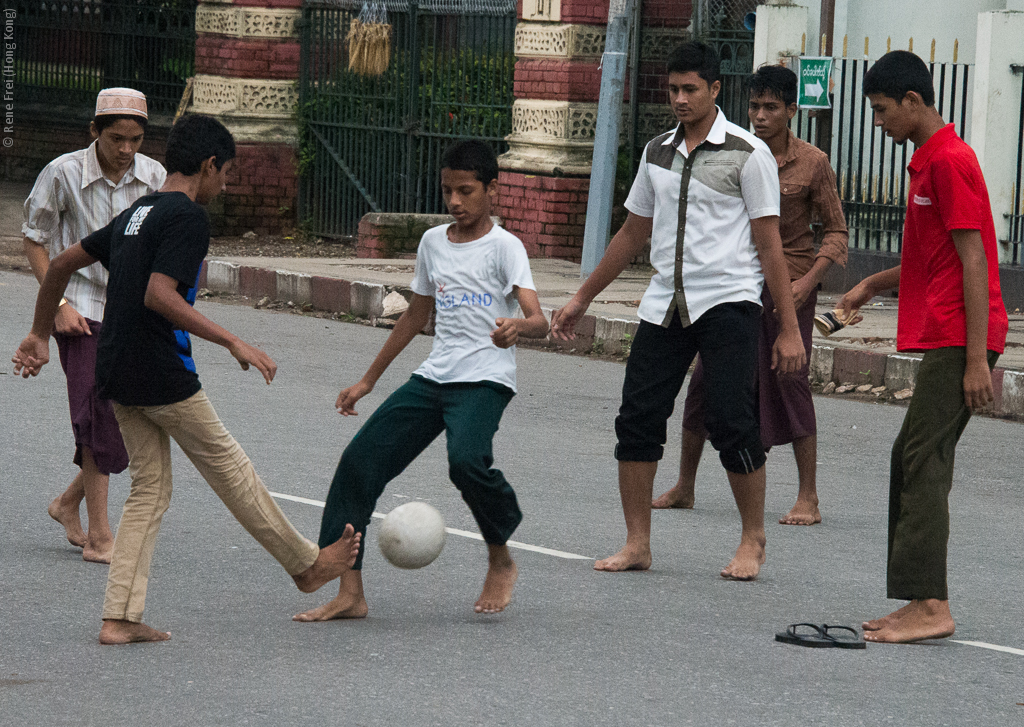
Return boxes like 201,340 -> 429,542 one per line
318,375 -> 521,569
887,347 -> 998,601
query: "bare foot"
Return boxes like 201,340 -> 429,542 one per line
475,545 -> 518,614
48,496 -> 86,548
293,525 -> 361,594
83,546 -> 113,564
779,499 -> 821,526
99,619 -> 171,645
651,485 -> 695,509
863,599 -> 955,643
83,535 -> 114,564
720,536 -> 766,581
863,601 -> 916,631
294,569 -> 367,622
594,544 -> 652,572
293,592 -> 368,621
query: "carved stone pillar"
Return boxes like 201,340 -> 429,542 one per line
192,0 -> 302,235
495,0 -> 608,261
497,0 -> 691,261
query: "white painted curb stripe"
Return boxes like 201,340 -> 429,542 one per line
952,640 -> 1024,657
269,491 -> 593,561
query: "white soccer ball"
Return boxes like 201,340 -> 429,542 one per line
378,502 -> 446,569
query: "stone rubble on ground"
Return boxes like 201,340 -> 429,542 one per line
381,291 -> 409,319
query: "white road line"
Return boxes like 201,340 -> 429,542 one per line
269,491 -> 593,561
952,640 -> 1024,657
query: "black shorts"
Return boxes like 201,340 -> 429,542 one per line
614,301 -> 765,474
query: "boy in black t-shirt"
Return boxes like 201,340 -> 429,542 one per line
13,114 -> 360,645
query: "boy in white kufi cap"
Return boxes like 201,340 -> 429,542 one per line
22,87 -> 166,563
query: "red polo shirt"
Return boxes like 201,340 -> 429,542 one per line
897,124 -> 1008,353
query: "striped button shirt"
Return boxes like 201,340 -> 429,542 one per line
22,141 -> 166,322
624,108 -> 780,328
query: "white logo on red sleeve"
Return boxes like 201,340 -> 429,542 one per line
913,195 -> 932,206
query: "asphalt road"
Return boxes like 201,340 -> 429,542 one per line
1,269 -> 1022,727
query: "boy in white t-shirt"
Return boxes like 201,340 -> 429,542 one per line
295,140 -> 548,621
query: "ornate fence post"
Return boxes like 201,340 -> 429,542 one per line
192,0 -> 304,235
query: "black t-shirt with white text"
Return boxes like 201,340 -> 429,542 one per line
81,192 -> 209,406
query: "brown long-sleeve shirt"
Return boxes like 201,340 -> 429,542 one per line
777,130 -> 849,280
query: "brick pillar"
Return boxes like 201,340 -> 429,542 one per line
192,0 -> 302,235
495,0 -> 608,261
496,0 -> 692,262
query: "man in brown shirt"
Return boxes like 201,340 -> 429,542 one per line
653,64 -> 848,525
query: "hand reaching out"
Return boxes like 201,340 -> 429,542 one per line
336,381 -> 373,416
550,297 -> 588,341
12,333 -> 50,378
228,339 -> 277,384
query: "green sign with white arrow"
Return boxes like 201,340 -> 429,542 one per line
797,56 -> 833,109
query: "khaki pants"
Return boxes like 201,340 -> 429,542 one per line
103,390 -> 318,623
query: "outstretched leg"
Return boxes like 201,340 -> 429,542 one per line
163,391 -> 345,584
779,435 -> 821,525
595,461 -> 657,571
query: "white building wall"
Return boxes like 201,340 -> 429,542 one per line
775,0 -> 1011,63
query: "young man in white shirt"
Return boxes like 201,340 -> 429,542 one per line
22,88 -> 166,563
295,140 -> 548,621
552,43 -> 805,580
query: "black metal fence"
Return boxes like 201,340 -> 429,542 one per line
706,29 -> 755,127
10,0 -> 196,117
1009,64 -> 1024,266
794,52 -> 973,255
299,1 -> 516,238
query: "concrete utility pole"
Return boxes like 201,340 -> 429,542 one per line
580,0 -> 637,278
816,0 -> 835,157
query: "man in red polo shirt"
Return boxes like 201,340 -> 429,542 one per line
838,50 -> 1008,644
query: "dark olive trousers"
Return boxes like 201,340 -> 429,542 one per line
887,347 -> 999,601
318,375 -> 521,569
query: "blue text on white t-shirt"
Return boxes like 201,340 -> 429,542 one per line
436,292 -> 493,309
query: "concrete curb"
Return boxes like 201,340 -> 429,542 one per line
810,344 -> 1020,420
200,260 -> 1024,421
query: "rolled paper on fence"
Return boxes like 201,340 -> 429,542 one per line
813,308 -> 859,337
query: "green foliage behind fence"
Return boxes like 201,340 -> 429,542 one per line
299,6 -> 516,238
11,0 -> 196,117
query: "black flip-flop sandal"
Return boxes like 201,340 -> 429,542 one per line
822,624 -> 867,649
775,623 -> 836,648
